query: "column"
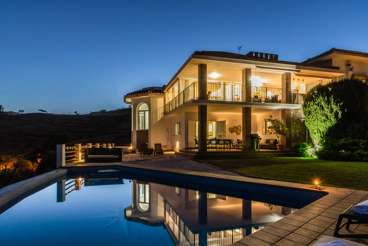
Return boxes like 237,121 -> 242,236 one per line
198,191 -> 207,224
242,68 -> 252,102
282,72 -> 292,149
56,144 -> 65,168
242,107 -> 251,151
242,199 -> 252,220
282,73 -> 292,103
198,64 -> 207,153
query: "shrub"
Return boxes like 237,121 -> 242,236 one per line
293,142 -> 315,157
317,138 -> 368,161
38,151 -> 56,174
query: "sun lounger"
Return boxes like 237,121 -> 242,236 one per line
313,235 -> 365,245
333,204 -> 368,238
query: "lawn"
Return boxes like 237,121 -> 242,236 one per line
203,157 -> 368,191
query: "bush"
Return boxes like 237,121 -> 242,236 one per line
293,142 -> 315,157
13,159 -> 33,171
38,151 -> 56,174
317,138 -> 368,161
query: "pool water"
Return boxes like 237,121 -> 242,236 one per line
0,176 -> 297,246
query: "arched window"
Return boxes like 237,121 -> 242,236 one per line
138,103 -> 149,130
137,183 -> 149,212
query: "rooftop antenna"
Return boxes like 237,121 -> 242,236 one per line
237,45 -> 243,54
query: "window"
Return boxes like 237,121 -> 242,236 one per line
137,183 -> 149,211
175,122 -> 180,135
138,103 -> 149,130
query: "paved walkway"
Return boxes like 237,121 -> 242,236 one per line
69,153 -> 368,245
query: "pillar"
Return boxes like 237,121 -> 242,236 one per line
282,73 -> 292,103
57,180 -> 66,202
56,144 -> 65,168
198,64 -> 207,153
242,199 -> 252,220
242,68 -> 252,102
198,191 -> 207,224
282,72 -> 292,149
242,107 -> 252,151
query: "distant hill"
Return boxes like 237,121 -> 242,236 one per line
0,108 -> 131,156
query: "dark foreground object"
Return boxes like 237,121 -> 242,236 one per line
334,205 -> 368,238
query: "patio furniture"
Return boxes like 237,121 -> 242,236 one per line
154,143 -> 164,155
259,138 -> 278,149
140,143 -> 153,156
313,235 -> 365,246
235,139 -> 244,149
84,148 -> 123,163
333,204 -> 368,238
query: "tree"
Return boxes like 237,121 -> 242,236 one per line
38,109 -> 48,113
267,115 -> 289,144
0,156 -> 17,170
303,79 -> 368,160
303,89 -> 342,147
0,105 -> 5,115
13,159 -> 33,171
18,110 -> 24,114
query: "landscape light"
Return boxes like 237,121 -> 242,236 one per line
314,180 -> 320,189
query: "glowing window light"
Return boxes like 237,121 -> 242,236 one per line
251,76 -> 267,87
292,82 -> 296,90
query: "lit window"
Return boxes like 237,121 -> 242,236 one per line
138,103 -> 149,130
175,122 -> 180,135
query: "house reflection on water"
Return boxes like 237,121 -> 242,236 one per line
56,177 -> 296,246
124,180 -> 296,246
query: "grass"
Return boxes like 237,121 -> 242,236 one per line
203,157 -> 368,191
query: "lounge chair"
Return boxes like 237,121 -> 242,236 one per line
333,204 -> 368,238
140,143 -> 153,156
313,235 -> 365,245
154,143 -> 164,156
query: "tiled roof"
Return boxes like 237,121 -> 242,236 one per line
302,48 -> 368,64
125,86 -> 164,97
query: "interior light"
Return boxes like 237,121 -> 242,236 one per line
251,76 -> 267,87
209,72 -> 220,79
301,83 -> 306,92
292,82 -> 296,90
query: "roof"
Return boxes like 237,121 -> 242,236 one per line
192,50 -> 296,64
302,48 -> 368,64
125,86 -> 164,97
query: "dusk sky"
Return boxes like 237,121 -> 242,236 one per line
1,0 -> 368,114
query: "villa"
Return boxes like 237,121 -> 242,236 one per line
124,48 -> 368,153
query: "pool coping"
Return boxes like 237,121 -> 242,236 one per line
1,160 -> 367,245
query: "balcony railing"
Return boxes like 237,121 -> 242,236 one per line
251,86 -> 282,103
164,83 -> 197,114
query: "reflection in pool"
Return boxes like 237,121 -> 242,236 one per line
0,176 -> 297,246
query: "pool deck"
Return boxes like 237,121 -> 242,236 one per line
66,153 -> 368,245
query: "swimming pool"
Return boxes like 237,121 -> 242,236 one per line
0,166 -> 325,246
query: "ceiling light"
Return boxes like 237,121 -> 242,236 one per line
209,72 -> 220,79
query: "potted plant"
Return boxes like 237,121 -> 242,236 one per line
267,115 -> 290,150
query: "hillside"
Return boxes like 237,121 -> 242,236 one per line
0,108 -> 131,156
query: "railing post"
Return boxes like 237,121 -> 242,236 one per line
75,144 -> 82,162
57,144 -> 65,168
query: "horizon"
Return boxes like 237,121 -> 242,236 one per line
2,0 -> 368,114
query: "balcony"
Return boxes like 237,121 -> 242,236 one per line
251,86 -> 282,103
